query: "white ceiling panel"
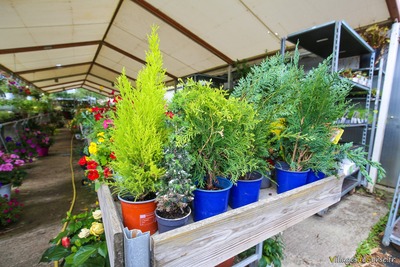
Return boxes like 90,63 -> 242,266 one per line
19,64 -> 91,81
107,1 -> 225,77
242,0 -> 390,41
95,46 -> 141,79
0,46 -> 97,72
33,74 -> 88,88
0,0 -> 396,94
42,81 -> 83,91
147,0 -> 281,59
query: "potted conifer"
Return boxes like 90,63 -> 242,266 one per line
232,49 -> 386,193
170,79 -> 259,221
110,26 -> 167,234
155,131 -> 195,233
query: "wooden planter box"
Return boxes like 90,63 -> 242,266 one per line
98,175 -> 344,267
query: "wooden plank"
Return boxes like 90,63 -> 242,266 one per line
152,175 -> 343,267
97,185 -> 124,267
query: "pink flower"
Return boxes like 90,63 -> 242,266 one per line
10,154 -> 19,159
15,189 -> 20,194
103,119 -> 113,129
14,160 -> 25,166
0,163 -> 13,171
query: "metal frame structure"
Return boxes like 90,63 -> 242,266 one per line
383,172 -> 400,246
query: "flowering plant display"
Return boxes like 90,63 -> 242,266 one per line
32,130 -> 54,148
0,150 -> 26,187
40,208 -> 108,266
0,189 -> 23,227
77,104 -> 116,190
4,136 -> 36,162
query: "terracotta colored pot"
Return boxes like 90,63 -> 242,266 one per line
216,256 -> 235,267
118,195 -> 158,235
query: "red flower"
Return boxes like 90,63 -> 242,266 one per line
78,156 -> 87,166
110,152 -> 116,160
91,107 -> 100,113
165,111 -> 174,119
87,169 -> 99,181
104,167 -> 112,178
61,237 -> 71,248
87,160 -> 98,170
113,96 -> 122,103
94,113 -> 103,121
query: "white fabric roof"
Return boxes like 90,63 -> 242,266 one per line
0,0 -> 396,96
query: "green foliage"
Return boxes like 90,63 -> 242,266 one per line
232,49 -> 353,172
239,234 -> 285,267
110,25 -> 167,200
0,111 -> 16,123
360,24 -> 390,49
170,79 -> 260,189
155,127 -> 195,216
276,56 -> 352,172
355,212 -> 388,258
231,51 -> 303,168
336,143 -> 386,183
0,193 -> 23,227
40,209 -> 108,267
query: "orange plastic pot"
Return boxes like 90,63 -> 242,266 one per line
216,256 -> 235,267
118,195 -> 158,235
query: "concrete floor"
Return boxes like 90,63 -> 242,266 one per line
282,191 -> 390,267
0,129 -> 97,267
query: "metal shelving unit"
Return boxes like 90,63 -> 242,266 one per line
281,21 -> 375,196
382,172 -> 400,246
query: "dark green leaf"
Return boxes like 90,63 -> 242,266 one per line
72,245 -> 97,266
81,255 -> 106,267
50,230 -> 68,244
98,241 -> 108,258
40,245 -> 70,262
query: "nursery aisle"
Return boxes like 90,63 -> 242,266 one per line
0,128 -> 98,267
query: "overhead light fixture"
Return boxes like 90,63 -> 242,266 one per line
56,64 -> 62,67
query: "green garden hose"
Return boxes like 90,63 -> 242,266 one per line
54,134 -> 77,267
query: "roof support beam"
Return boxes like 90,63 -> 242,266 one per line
86,0 -> 124,81
85,80 -> 114,92
0,41 -> 100,55
93,62 -> 136,82
31,73 -> 88,83
41,80 -> 83,89
103,42 -> 177,79
386,0 -> 400,21
15,62 -> 91,75
88,73 -> 116,86
82,85 -> 113,96
132,0 -> 234,65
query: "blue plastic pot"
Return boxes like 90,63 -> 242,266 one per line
229,172 -> 263,209
193,177 -> 232,222
307,171 -> 326,184
276,167 -> 309,194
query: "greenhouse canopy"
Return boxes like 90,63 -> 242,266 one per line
0,0 -> 397,96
